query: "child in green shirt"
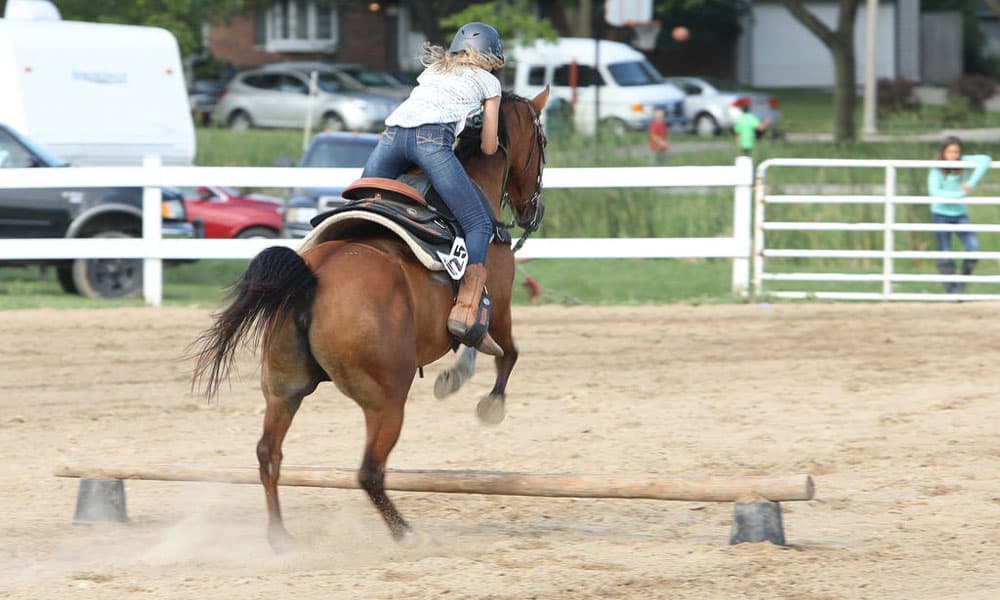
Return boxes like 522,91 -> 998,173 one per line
732,99 -> 771,156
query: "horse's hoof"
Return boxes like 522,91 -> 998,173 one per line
433,369 -> 460,399
395,527 -> 426,548
476,393 -> 505,425
267,526 -> 296,554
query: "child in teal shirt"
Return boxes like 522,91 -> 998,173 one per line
928,136 -> 992,293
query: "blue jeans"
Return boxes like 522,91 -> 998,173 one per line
932,212 -> 979,270
361,123 -> 493,265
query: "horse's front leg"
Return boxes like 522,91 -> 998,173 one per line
433,345 -> 478,399
476,344 -> 518,425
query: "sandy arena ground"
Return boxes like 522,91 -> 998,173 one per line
2,303 -> 1000,599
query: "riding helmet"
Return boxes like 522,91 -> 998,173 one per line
448,22 -> 504,64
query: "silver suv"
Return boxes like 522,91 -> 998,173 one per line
213,62 -> 401,132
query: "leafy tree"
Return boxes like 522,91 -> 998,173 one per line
438,0 -> 558,46
551,0 -> 749,44
337,0 -> 470,45
51,0 -> 269,56
779,0 -> 862,143
652,0 -> 749,46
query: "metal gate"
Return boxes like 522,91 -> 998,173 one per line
753,158 -> 1000,301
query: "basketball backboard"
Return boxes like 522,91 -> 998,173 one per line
604,0 -> 653,26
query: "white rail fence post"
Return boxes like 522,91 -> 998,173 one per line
0,161 -> 755,305
731,156 -> 753,295
754,158 -> 1000,301
142,156 -> 163,307
882,165 -> 896,298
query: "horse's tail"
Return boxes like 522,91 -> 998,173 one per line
191,246 -> 317,399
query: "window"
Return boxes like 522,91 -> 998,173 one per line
0,135 -> 34,168
280,75 -> 309,94
261,0 -> 339,53
243,73 -> 283,90
553,64 -> 604,87
303,139 -> 377,168
528,66 -> 546,86
679,82 -> 703,95
0,129 -> 61,168
606,60 -> 664,87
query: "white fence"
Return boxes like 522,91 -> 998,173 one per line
0,157 -> 754,305
754,158 -> 1000,301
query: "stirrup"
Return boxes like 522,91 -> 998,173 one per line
448,292 -> 503,357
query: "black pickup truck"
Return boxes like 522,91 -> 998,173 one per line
0,123 -> 196,298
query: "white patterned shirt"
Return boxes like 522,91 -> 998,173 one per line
385,64 -> 501,135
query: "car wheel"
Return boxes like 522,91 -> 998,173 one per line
71,231 -> 142,299
322,113 -> 346,132
228,111 -> 254,130
599,117 -> 628,137
56,265 -> 79,294
235,227 -> 278,239
695,113 -> 719,137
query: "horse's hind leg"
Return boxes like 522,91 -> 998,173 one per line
257,330 -> 321,552
258,389 -> 308,552
359,398 -> 411,539
343,363 -> 413,538
433,345 -> 478,399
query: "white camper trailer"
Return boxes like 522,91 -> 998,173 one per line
0,1 -> 195,166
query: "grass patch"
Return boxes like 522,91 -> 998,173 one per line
6,100 -> 1000,309
514,258 -> 736,305
0,259 -> 734,309
757,87 -> 838,134
195,128 -> 303,167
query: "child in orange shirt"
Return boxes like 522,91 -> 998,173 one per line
648,106 -> 669,164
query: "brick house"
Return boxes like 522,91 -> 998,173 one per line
206,1 -> 403,72
204,1 -> 735,81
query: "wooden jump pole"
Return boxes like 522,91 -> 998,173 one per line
55,461 -> 814,502
56,461 -> 815,545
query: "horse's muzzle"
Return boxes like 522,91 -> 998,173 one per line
518,197 -> 544,233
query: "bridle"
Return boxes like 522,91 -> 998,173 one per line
498,97 -> 547,252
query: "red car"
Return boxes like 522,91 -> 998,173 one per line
179,186 -> 284,238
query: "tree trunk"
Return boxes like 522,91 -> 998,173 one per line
778,0 -> 862,144
831,36 -> 857,143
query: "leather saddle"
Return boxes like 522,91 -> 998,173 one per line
299,175 -> 510,272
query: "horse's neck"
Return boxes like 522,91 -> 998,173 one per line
464,153 -> 505,220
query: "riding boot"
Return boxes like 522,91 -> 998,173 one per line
448,264 -> 503,357
937,261 -> 956,293
955,259 -> 978,294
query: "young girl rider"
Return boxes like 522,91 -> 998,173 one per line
360,22 -> 505,356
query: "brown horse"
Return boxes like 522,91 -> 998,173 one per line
191,88 -> 549,549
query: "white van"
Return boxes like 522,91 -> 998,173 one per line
510,37 -> 687,136
0,3 -> 195,166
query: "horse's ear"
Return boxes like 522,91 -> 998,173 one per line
530,85 -> 550,114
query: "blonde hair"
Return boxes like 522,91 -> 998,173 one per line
420,41 -> 504,72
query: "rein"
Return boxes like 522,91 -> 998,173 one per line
498,99 -> 547,253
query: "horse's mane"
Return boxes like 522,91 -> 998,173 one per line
455,91 -> 529,164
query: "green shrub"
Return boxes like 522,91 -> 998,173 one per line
940,95 -> 974,126
948,74 -> 997,112
877,77 -> 921,116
